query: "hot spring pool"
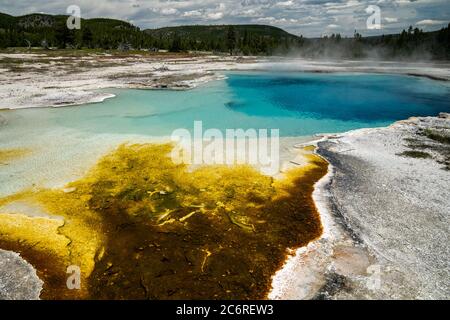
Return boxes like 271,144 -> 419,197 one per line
2,71 -> 449,138
0,71 -> 449,196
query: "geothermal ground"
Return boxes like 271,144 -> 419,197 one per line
271,113 -> 449,300
0,51 -> 449,299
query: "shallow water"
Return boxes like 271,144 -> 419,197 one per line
1,72 -> 449,138
0,72 -> 449,197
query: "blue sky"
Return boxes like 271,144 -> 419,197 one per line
0,0 -> 449,37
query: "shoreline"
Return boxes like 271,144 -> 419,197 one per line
269,140 -> 369,300
1,53 -> 449,110
270,114 -> 450,300
268,144 -> 334,299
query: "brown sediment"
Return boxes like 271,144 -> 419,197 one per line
0,143 -> 328,299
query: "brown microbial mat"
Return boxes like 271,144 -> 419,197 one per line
0,143 -> 328,299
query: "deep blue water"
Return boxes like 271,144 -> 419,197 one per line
225,72 -> 450,123
2,72 -> 449,137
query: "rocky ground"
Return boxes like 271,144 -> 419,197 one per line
271,113 -> 450,300
0,249 -> 42,299
0,52 -> 259,109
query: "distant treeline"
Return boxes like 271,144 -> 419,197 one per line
298,26 -> 450,60
0,12 -> 449,60
145,24 -> 302,55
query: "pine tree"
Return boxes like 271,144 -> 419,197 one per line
227,26 -> 236,55
170,35 -> 182,52
82,27 -> 93,48
55,21 -> 75,48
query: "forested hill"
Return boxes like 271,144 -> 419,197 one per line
145,24 -> 302,55
0,12 -> 151,50
0,11 -> 449,59
0,12 -> 302,54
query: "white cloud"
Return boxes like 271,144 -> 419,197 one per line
416,19 -> 446,25
183,10 -> 202,17
238,9 -> 261,17
160,8 -> 179,16
276,1 -> 294,6
325,0 -> 361,10
1,0 -> 449,37
384,17 -> 398,23
255,16 -> 298,24
256,16 -> 276,22
206,12 -> 224,20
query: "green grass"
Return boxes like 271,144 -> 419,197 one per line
0,47 -> 201,58
397,150 -> 432,159
423,129 -> 450,144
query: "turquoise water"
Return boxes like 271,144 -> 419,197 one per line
2,72 -> 450,137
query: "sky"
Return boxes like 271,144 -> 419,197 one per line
0,0 -> 449,37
